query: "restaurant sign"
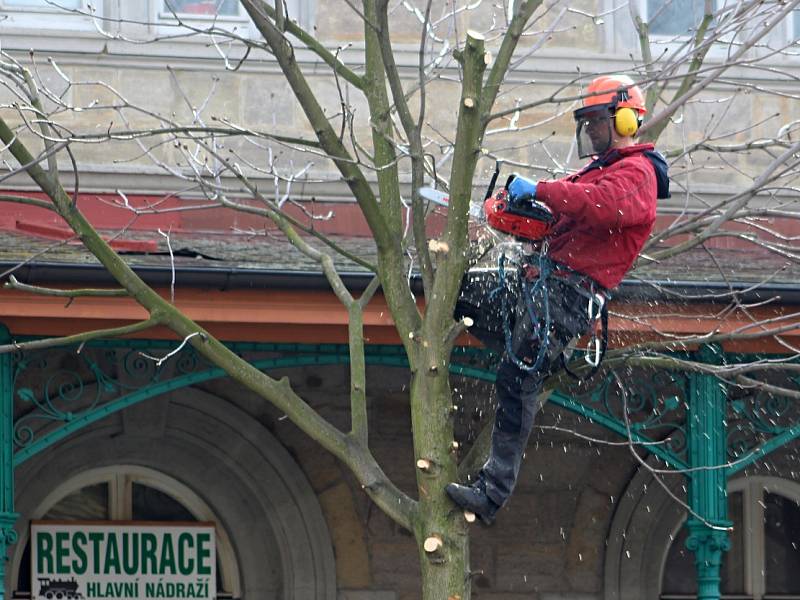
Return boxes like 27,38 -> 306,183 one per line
31,521 -> 216,600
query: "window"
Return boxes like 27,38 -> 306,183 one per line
11,466 -> 240,599
151,0 -> 316,45
153,0 -> 261,42
602,0 -> 722,61
0,0 -> 101,31
163,0 -> 242,17
660,478 -> 800,599
3,0 -> 80,7
646,0 -> 707,37
639,1 -> 798,54
793,10 -> 800,44
157,0 -> 313,33
764,492 -> 800,595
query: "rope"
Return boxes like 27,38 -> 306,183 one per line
490,247 -> 609,379
492,249 -> 553,373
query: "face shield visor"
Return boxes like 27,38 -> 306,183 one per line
574,105 -> 614,159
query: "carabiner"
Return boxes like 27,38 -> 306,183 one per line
585,335 -> 601,367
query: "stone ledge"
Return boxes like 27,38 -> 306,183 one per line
338,591 -> 397,600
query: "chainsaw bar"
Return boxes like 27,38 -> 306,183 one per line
417,187 -> 449,207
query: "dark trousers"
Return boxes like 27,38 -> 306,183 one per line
456,268 -> 595,507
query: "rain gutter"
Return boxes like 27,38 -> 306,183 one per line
2,261 -> 799,304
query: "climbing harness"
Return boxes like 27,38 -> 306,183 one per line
488,245 -> 609,378
560,279 -> 609,380
491,245 -> 553,373
454,162 -> 611,377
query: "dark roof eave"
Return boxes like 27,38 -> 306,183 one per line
3,261 -> 800,304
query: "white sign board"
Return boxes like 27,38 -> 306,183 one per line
31,521 -> 216,600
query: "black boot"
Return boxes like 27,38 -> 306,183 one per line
445,481 -> 500,525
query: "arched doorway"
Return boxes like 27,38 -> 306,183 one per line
10,387 -> 337,599
661,477 -> 800,599
604,459 -> 800,600
11,465 -> 240,597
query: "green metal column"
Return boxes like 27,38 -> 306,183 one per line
685,345 -> 731,600
0,325 -> 18,600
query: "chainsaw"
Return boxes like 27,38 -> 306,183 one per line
418,163 -> 555,242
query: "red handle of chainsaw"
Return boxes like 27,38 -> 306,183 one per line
484,189 -> 554,241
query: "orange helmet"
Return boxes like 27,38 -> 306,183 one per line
573,75 -> 646,158
582,75 -> 647,114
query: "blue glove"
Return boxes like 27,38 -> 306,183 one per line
507,174 -> 537,203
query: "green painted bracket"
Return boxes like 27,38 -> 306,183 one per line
726,421 -> 800,475
549,389 -> 688,471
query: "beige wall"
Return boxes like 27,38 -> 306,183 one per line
2,1 -> 799,208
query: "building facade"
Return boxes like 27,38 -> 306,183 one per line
1,1 -> 800,599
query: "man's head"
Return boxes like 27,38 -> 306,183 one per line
574,75 -> 646,158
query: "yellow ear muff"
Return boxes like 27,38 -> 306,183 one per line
614,107 -> 639,137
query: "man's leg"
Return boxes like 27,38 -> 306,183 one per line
445,354 -> 547,524
447,277 -> 594,523
480,356 -> 545,507
446,294 -> 550,524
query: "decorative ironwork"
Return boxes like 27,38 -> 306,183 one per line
549,368 -> 690,470
12,344 -> 212,454
685,520 -> 731,600
10,340 -> 800,473
725,372 -> 800,474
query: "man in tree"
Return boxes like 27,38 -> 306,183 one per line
447,75 -> 670,525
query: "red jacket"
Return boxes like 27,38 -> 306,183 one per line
535,143 -> 660,290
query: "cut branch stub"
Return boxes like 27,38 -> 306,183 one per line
428,239 -> 450,254
416,458 -> 443,477
423,535 -> 444,553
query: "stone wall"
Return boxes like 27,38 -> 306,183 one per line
2,1 -> 799,207
200,362 -> 644,599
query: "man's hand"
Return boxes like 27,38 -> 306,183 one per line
507,174 -> 538,203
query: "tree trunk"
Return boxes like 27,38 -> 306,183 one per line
410,341 -> 471,599
419,532 -> 470,600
